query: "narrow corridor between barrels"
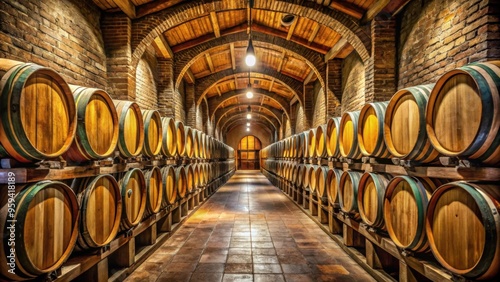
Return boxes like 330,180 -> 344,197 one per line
125,170 -> 375,282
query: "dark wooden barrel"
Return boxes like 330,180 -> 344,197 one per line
326,168 -> 343,208
0,59 -> 77,163
175,121 -> 186,157
426,61 -> 500,165
358,102 -> 391,158
383,176 -> 441,252
118,168 -> 146,230
296,132 -> 306,158
141,110 -> 163,157
296,164 -> 306,189
161,165 -> 177,206
72,175 -> 121,250
357,172 -> 391,229
0,181 -> 78,280
426,181 -> 500,279
161,117 -> 177,157
326,117 -> 341,158
315,124 -> 328,158
339,170 -> 363,217
114,100 -> 144,158
340,111 -> 362,159
384,84 -> 439,163
65,86 -> 119,162
143,166 -> 163,215
175,166 -> 188,198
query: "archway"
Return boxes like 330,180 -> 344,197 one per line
238,135 -> 262,170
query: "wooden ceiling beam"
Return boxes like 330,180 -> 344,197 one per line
184,68 -> 195,84
205,53 -> 215,73
303,69 -> 315,85
113,0 -> 136,19
308,22 -> 321,44
216,85 -> 222,96
361,0 -> 391,24
324,37 -> 348,62
152,34 -> 173,59
277,51 -> 286,72
136,0 -> 184,18
210,11 -> 221,38
230,43 -> 236,70
234,75 -> 238,89
268,78 -> 274,92
328,1 -> 364,19
286,17 -> 298,40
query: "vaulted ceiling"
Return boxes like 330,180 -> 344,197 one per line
93,0 -> 410,139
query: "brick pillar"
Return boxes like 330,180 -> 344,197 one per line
365,16 -> 397,102
289,103 -> 298,136
303,84 -> 314,130
157,59 -> 175,117
327,59 -> 342,117
102,14 -> 134,100
185,83 -> 196,128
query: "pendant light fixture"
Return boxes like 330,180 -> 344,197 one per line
246,71 -> 253,98
245,0 -> 256,67
246,105 -> 252,119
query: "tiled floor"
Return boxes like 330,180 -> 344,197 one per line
125,170 -> 376,282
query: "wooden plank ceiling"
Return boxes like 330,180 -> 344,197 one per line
93,0 -> 411,131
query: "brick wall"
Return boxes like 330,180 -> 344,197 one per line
294,104 -> 306,134
312,81 -> 327,128
398,0 -> 498,88
225,125 -> 272,160
175,81 -> 187,124
135,46 -> 158,110
341,52 -> 365,113
0,0 -> 107,88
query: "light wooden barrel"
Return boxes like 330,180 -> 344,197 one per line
306,129 -> 317,158
383,176 -> 441,252
161,165 -> 177,206
192,129 -> 200,159
297,132 -> 306,158
326,117 -> 341,158
315,124 -> 328,158
291,163 -> 299,185
304,165 -> 317,192
65,86 -> 119,162
114,100 -> 144,158
384,84 -> 439,163
358,102 -> 391,158
426,61 -> 500,165
0,59 -> 77,162
175,121 -> 186,157
118,168 -> 146,230
202,163 -> 209,185
326,168 -> 343,207
296,164 -> 306,190
175,166 -> 188,198
0,181 -> 78,280
184,126 -> 194,158
357,172 -> 391,229
185,165 -> 195,193
161,117 -> 177,157
141,110 -> 162,157
193,164 -> 201,188
143,166 -> 163,215
338,170 -> 363,217
339,111 -> 362,159
72,175 -> 121,250
426,181 -> 500,279
315,166 -> 329,200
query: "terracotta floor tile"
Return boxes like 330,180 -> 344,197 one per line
163,262 -> 197,273
283,274 -> 315,282
227,254 -> 253,263
228,248 -> 252,255
251,241 -> 274,248
224,263 -> 253,273
194,263 -> 225,273
156,271 -> 191,282
252,255 -> 279,264
253,263 -> 282,273
190,272 -> 223,282
281,263 -> 312,274
254,274 -> 285,282
199,253 -> 228,263
222,273 -> 253,282
251,248 -> 276,255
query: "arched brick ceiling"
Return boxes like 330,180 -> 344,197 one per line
219,112 -> 279,133
215,103 -> 282,128
225,120 -> 274,136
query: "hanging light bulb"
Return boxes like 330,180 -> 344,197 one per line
246,127 -> 250,132
246,105 -> 252,119
246,122 -> 250,126
246,83 -> 253,98
245,39 -> 256,67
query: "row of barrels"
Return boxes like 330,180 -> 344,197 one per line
0,59 -> 234,164
261,61 -> 500,166
262,161 -> 500,280
0,161 -> 235,281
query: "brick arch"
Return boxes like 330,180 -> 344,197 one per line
215,104 -> 282,129
174,31 -> 325,91
208,90 -> 290,120
226,121 -> 274,138
220,112 -> 278,134
131,0 -> 371,80
196,68 -> 303,106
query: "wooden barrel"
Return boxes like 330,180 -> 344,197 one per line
358,102 -> 391,158
114,100 -> 144,158
185,165 -> 195,193
315,124 -> 328,158
315,166 -> 329,200
326,117 -> 341,158
192,129 -> 200,159
426,181 -> 500,279
306,129 -> 317,158
184,126 -> 194,158
193,164 -> 201,188
338,170 -> 363,216
296,164 -> 306,190
65,86 -> 119,162
175,121 -> 186,157
161,117 -> 177,157
141,110 -> 162,157
0,59 -> 77,163
339,111 -> 362,159
384,84 -> 439,163
357,172 -> 391,229
118,168 -> 146,230
161,165 -> 177,206
175,166 -> 188,198
296,132 -> 306,158
205,135 -> 212,159
383,176 -> 441,252
202,163 -> 209,185
0,181 -> 78,280
291,163 -> 299,185
304,165 -> 317,192
71,175 -> 121,250
143,166 -> 163,215
426,61 -> 500,165
326,168 -> 343,207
